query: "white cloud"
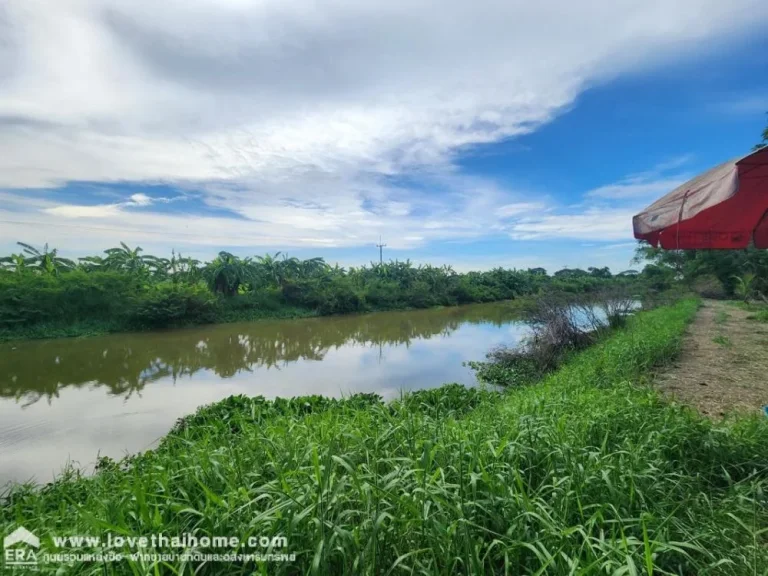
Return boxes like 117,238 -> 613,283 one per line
499,155 -> 699,242
497,202 -> 548,218
508,208 -> 638,241
599,242 -> 639,250
586,177 -> 688,200
586,156 -> 693,199
1,0 -> 767,254
40,190 -> 184,219
128,193 -> 152,206
45,204 -> 123,218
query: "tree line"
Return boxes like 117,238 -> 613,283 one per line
633,242 -> 768,301
0,241 -> 639,339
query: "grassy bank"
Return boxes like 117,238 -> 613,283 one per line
0,294 -> 320,342
4,299 -> 768,575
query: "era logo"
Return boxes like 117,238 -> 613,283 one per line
3,526 -> 40,569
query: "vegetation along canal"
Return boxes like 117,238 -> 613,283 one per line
0,301 -> 526,485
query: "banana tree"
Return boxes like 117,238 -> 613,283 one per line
205,252 -> 254,295
298,257 -> 328,279
78,256 -> 105,272
169,250 -> 202,284
279,255 -> 301,284
0,253 -> 28,273
255,252 -> 283,288
732,272 -> 757,302
16,242 -> 75,275
102,242 -> 154,274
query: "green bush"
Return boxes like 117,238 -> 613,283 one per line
128,282 -> 218,328
691,273 -> 727,299
0,271 -> 137,326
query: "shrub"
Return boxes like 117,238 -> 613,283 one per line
129,282 -> 218,328
0,271 -> 137,326
471,290 -> 641,387
691,273 -> 727,299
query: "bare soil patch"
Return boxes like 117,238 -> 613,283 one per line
656,299 -> 768,418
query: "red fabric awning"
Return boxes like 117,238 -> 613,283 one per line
633,148 -> 768,249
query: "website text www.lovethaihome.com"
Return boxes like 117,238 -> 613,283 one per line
53,532 -> 289,550
2,527 -> 296,570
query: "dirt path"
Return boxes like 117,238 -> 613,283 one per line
656,299 -> 768,418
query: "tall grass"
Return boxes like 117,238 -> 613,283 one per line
3,299 -> 768,575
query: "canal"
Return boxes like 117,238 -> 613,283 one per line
0,302 -> 528,484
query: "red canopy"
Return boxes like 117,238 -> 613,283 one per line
633,148 -> 768,249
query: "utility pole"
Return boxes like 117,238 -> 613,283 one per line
376,236 -> 386,264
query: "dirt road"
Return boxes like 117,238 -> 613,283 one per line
656,299 -> 768,418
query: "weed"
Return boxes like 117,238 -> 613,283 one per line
715,309 -> 730,324
712,334 -> 733,347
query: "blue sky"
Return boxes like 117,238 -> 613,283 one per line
1,0 -> 767,273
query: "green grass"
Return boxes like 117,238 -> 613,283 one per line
3,298 -> 768,575
712,334 -> 733,347
729,300 -> 766,312
746,309 -> 768,323
727,299 -> 768,323
714,309 -> 730,325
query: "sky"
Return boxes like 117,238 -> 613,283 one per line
1,0 -> 768,274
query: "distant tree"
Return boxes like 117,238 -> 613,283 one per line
0,252 -> 28,273
632,242 -> 692,280
641,264 -> 676,291
755,112 -> 768,150
255,253 -> 284,288
168,250 -> 201,284
102,243 -> 164,276
205,252 -> 254,295
78,255 -> 105,272
14,242 -> 75,275
553,268 -> 588,278
632,240 -> 768,296
527,267 -> 548,277
617,269 -> 640,277
298,257 -> 328,278
588,266 -> 612,279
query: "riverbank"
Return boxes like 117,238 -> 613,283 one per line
0,300 -> 320,342
0,253 -> 639,343
0,291 -> 534,343
3,298 -> 767,574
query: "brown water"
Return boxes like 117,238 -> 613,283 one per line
0,302 -> 527,485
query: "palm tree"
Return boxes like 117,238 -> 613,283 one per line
15,242 -> 75,275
